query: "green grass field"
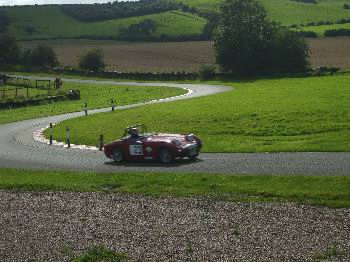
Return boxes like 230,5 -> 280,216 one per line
178,0 -> 350,26
0,168 -> 349,208
49,74 -> 350,152
5,6 -> 206,40
0,82 -> 185,124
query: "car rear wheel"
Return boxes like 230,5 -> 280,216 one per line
112,148 -> 124,163
189,154 -> 198,161
159,148 -> 173,164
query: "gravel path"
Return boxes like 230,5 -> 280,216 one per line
0,76 -> 350,175
0,191 -> 349,261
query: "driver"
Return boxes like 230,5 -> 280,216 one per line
129,127 -> 140,139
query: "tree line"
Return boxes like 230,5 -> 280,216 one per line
61,0 -> 184,22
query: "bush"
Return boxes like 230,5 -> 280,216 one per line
0,33 -> 21,65
313,66 -> 340,76
79,49 -> 105,72
324,29 -> 350,37
119,19 -> 157,41
344,4 -> 350,10
198,64 -> 216,80
0,9 -> 10,33
26,45 -> 58,68
297,31 -> 318,38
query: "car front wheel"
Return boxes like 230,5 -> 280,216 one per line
159,148 -> 173,164
112,148 -> 124,163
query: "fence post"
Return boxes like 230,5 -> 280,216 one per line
15,88 -> 18,97
49,123 -> 53,145
66,126 -> 70,148
99,134 -> 104,151
26,87 -> 29,98
84,102 -> 88,116
111,99 -> 116,111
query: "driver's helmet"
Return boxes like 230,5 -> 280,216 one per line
129,127 -> 139,136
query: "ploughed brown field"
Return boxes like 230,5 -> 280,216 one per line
21,37 -> 350,72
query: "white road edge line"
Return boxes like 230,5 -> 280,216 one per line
33,87 -> 193,150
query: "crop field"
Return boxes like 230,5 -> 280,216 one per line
21,40 -> 216,72
5,6 -> 206,40
50,73 -> 350,153
0,82 -> 185,124
308,37 -> 350,69
21,38 -> 350,72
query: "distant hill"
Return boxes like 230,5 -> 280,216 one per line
5,5 -> 206,41
3,0 -> 350,41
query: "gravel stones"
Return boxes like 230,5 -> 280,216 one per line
0,191 -> 349,261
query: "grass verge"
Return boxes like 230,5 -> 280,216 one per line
50,73 -> 350,152
0,81 -> 185,124
0,168 -> 349,208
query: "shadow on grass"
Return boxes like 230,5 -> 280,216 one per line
104,157 -> 203,167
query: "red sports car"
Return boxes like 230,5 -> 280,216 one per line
104,125 -> 202,164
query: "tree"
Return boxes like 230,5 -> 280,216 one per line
0,10 -> 20,66
214,0 -> 309,76
79,49 -> 105,72
0,33 -> 20,65
119,19 -> 156,41
29,45 -> 58,68
0,10 -> 10,33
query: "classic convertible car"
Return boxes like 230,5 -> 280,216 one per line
104,124 -> 202,164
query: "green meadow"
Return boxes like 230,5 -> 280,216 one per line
178,0 -> 350,26
0,82 -> 185,124
50,74 -> 350,153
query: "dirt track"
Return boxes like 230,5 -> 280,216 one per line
21,37 -> 350,72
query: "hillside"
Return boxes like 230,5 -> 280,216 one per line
5,6 -> 206,40
178,0 -> 350,26
3,0 -> 350,40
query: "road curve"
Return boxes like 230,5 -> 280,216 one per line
0,76 -> 349,175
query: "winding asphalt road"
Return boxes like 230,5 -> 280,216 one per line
0,76 -> 349,175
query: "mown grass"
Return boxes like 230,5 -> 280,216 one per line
0,168 -> 349,208
5,6 -> 206,40
0,82 -> 185,124
50,74 -> 350,152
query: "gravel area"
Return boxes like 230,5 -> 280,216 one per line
0,191 -> 349,261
